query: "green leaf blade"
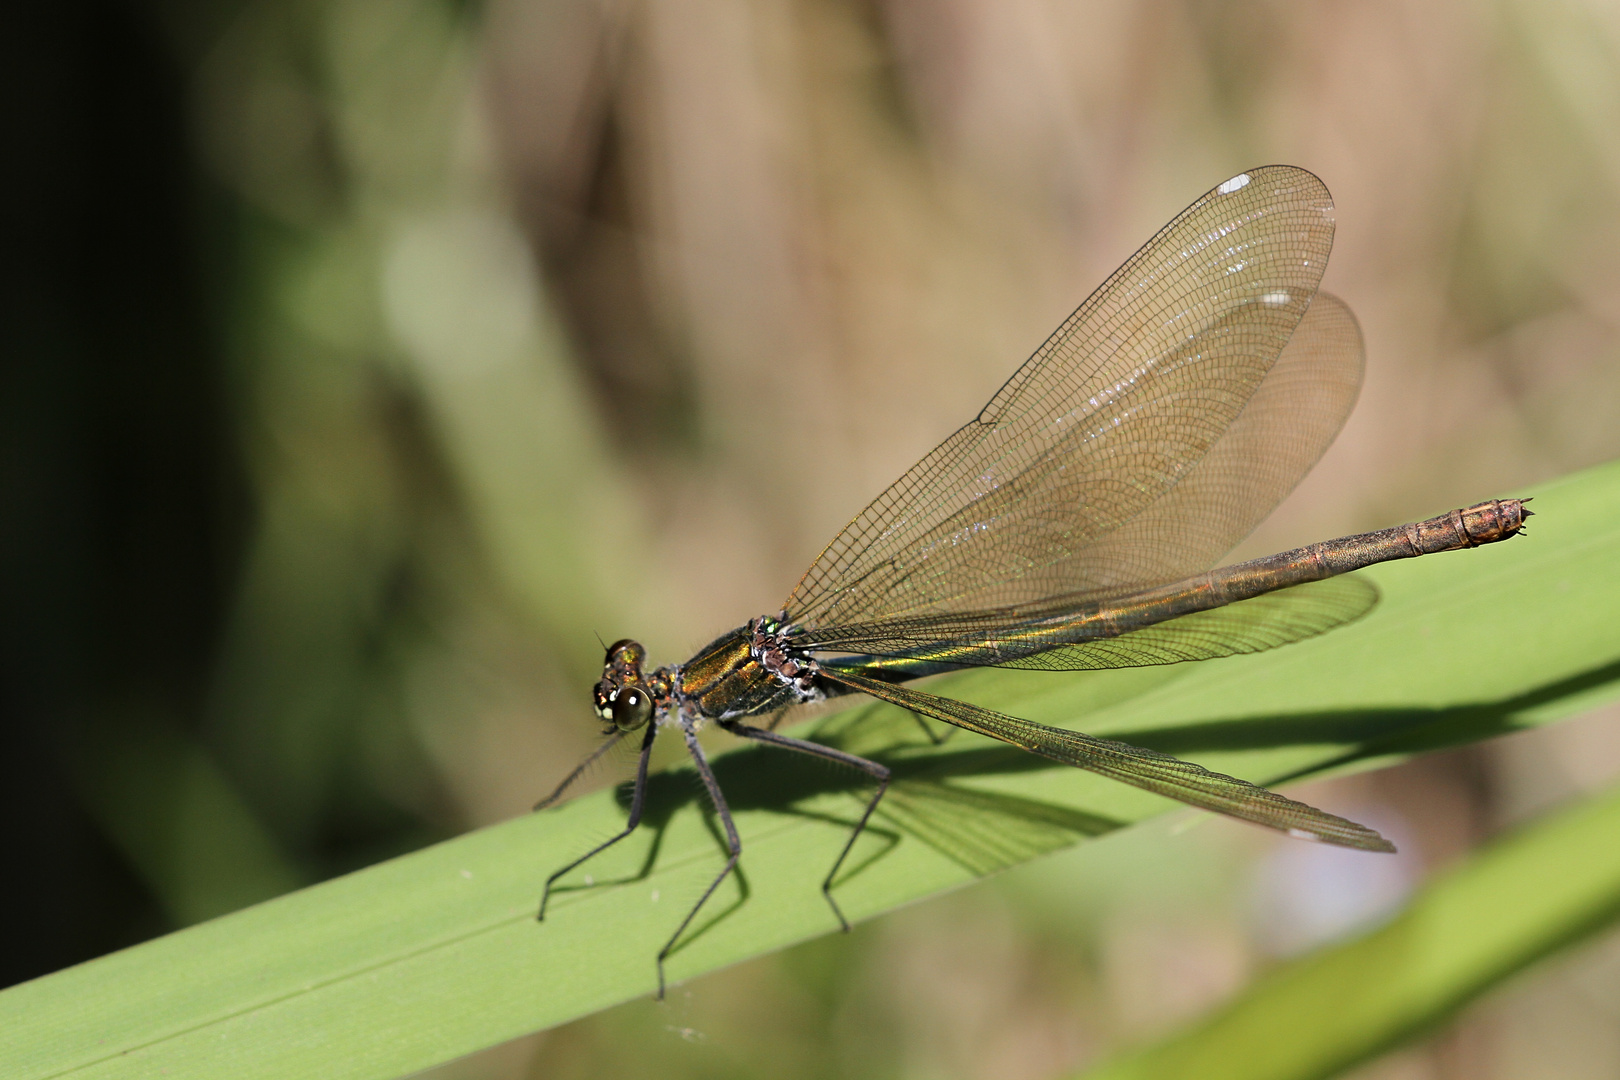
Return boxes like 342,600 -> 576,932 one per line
6,459 -> 1620,1079
1077,776 -> 1620,1080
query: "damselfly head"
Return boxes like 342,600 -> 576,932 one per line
595,639 -> 655,732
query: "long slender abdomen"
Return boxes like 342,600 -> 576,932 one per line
1224,498 -> 1526,593
1113,499 -> 1528,625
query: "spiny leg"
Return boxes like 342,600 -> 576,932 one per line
656,725 -> 743,999
537,722 -> 657,921
533,730 -> 627,811
721,720 -> 890,933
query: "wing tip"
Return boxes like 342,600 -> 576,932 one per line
1288,825 -> 1397,854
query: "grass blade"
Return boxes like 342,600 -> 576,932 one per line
6,459 -> 1620,1079
1076,776 -> 1620,1080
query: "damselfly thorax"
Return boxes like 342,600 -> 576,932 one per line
592,618 -> 828,735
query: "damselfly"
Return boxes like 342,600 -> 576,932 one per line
534,166 -> 1527,996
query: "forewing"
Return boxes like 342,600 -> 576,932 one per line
820,666 -> 1393,852
787,167 -> 1342,632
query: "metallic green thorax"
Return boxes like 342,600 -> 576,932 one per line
595,619 -> 822,733
674,627 -> 802,720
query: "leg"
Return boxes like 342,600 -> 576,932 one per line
656,725 -> 743,999
537,722 -> 657,921
908,710 -> 953,746
722,720 -> 890,934
534,730 -> 627,811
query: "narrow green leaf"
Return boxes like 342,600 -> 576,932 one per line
1077,776 -> 1620,1080
6,459 -> 1620,1080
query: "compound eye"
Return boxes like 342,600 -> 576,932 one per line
604,639 -> 643,666
611,684 -> 654,731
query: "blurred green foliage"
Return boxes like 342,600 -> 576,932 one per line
1080,777 -> 1620,1080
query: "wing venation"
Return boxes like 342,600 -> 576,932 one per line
817,574 -> 1378,672
820,666 -> 1393,852
786,167 -> 1356,634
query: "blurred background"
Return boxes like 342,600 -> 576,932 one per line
9,1 -> 1620,1077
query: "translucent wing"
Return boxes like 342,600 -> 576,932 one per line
820,665 -> 1394,852
1049,291 -> 1362,606
826,574 -> 1378,674
786,167 -> 1348,635
793,292 -> 1366,658
996,574 -> 1377,670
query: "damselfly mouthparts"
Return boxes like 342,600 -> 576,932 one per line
534,166 -> 1528,997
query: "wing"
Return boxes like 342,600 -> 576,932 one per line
820,665 -> 1394,852
1045,291 -> 1363,607
786,167 -> 1352,634
794,294 -> 1367,657
823,574 -> 1378,673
